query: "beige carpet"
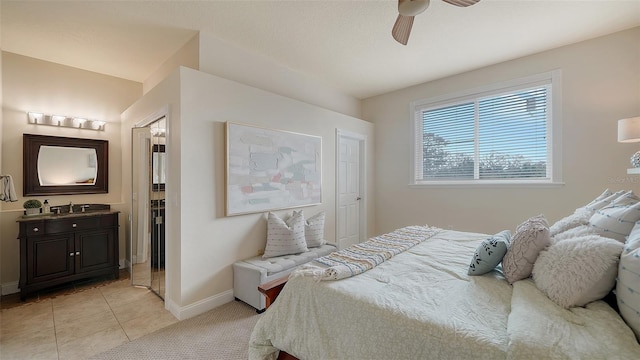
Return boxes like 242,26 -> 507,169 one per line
92,301 -> 261,360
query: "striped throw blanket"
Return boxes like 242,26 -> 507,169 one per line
297,225 -> 441,280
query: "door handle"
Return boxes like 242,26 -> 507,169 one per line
356,197 -> 362,201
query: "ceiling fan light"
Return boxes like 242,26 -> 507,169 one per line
398,0 -> 430,17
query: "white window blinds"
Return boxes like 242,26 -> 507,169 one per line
414,81 -> 553,184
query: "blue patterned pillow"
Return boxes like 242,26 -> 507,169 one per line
468,230 -> 511,276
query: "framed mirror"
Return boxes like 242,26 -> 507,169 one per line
23,134 -> 109,196
152,144 -> 165,192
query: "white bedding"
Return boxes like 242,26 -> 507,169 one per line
249,229 -> 640,360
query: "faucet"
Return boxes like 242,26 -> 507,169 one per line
81,204 -> 90,213
69,202 -> 74,214
51,207 -> 61,215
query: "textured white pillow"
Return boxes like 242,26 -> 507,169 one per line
551,224 -> 597,243
263,211 -> 308,259
617,223 -> 640,340
589,191 -> 640,242
291,210 -> 327,248
304,211 -> 326,247
502,215 -> 550,284
533,234 -> 623,308
549,210 -> 592,237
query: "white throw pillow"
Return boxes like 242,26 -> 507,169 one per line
589,191 -> 640,242
263,211 -> 308,259
617,223 -> 640,340
549,210 -> 592,237
304,211 -> 326,247
575,189 -> 625,215
551,224 -> 597,243
533,234 -> 623,308
502,215 -> 550,284
291,210 -> 327,248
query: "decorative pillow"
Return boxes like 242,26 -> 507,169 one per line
291,210 -> 327,248
263,211 -> 308,259
575,189 -> 624,215
468,230 -> 511,276
551,224 -> 597,243
549,210 -> 592,237
304,211 -> 326,247
533,234 -> 623,308
502,215 -> 550,284
617,223 -> 640,340
589,191 -> 640,242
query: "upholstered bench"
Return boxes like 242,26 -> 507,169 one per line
233,243 -> 336,312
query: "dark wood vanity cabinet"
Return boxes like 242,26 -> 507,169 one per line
17,212 -> 119,300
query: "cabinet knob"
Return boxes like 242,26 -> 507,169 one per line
33,227 -> 39,232
75,251 -> 80,256
69,252 -> 74,257
72,223 -> 77,228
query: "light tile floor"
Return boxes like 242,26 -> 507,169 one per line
0,271 -> 178,360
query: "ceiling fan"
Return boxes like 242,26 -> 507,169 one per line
392,0 -> 481,45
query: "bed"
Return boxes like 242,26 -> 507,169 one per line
249,191 -> 640,360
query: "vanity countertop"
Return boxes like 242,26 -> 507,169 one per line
17,208 -> 119,222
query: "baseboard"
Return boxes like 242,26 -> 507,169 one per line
166,289 -> 235,320
1,281 -> 19,295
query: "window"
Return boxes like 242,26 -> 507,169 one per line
411,71 -> 562,186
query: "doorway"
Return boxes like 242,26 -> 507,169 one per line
130,116 -> 167,299
336,129 -> 367,249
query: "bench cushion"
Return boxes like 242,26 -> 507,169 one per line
243,244 -> 336,276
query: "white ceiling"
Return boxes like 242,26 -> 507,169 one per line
2,0 -> 639,100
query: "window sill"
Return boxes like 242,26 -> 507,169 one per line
409,181 -> 565,189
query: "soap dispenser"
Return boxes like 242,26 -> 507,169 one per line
43,199 -> 50,214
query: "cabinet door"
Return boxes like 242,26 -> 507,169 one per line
27,234 -> 75,284
75,229 -> 116,274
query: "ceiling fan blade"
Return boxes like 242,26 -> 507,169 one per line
442,0 -> 480,7
392,14 -> 414,45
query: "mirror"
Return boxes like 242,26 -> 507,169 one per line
38,146 -> 97,186
152,145 -> 165,191
23,134 -> 108,196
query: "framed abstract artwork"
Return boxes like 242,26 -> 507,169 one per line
225,122 -> 322,216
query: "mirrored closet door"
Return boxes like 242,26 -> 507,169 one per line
130,117 -> 166,299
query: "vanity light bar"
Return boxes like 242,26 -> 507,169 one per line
27,112 -> 106,131
150,128 -> 166,137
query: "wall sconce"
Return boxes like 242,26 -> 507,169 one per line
27,112 -> 106,131
617,116 -> 640,167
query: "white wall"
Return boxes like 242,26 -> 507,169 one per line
143,34 -> 199,95
362,27 -> 640,236
0,52 -> 141,294
121,66 -> 374,319
197,32 -> 362,119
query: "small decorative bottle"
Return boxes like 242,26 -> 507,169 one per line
43,199 -> 50,214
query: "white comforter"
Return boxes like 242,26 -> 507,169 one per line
249,229 -> 640,360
